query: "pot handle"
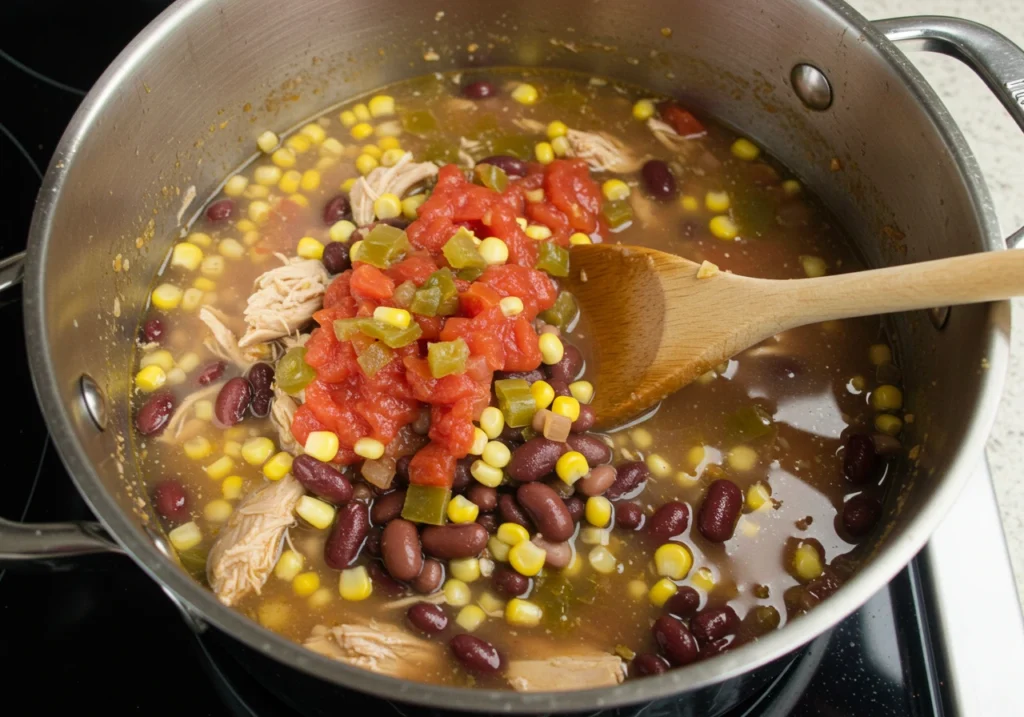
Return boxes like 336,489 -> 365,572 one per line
0,250 -> 26,293
875,15 -> 1024,248
0,515 -> 123,568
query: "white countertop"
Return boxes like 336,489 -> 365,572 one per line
851,0 -> 1024,607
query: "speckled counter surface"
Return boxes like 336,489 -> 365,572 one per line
849,0 -> 1024,606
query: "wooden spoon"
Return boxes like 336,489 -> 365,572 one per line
562,244 -> 1023,429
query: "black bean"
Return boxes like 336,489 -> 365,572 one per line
477,155 -> 527,178
324,502 -> 369,569
563,496 -> 585,523
249,389 -> 272,418
506,438 -> 566,482
517,483 -> 574,541
453,457 -> 473,493
566,433 -> 612,465
371,490 -> 407,525
322,194 -> 351,224
571,404 -> 596,433
367,561 -> 406,596
842,494 -> 881,537
648,501 -> 690,542
463,80 -> 497,99
843,434 -> 877,484
476,513 -> 498,533
496,369 -> 545,383
322,241 -> 351,274
641,159 -> 677,199
246,362 -> 275,392
467,484 -> 497,512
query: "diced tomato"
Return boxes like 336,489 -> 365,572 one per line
477,265 -> 557,320
323,270 -> 353,309
386,251 -> 438,286
408,442 -> 457,487
413,314 -> 443,341
527,201 -> 572,245
303,326 -> 358,384
350,264 -> 395,301
290,404 -> 326,448
659,103 -> 706,137
459,283 -> 501,316
545,159 -> 602,234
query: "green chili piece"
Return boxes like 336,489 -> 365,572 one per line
275,347 -> 317,395
401,484 -> 451,525
535,242 -> 570,277
427,338 -> 470,378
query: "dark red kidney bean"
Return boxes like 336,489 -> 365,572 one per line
533,536 -> 572,569
395,455 -> 411,485
499,424 -> 525,445
641,159 -> 677,199
698,636 -> 734,661
491,565 -> 530,597
381,519 -> 423,582
412,559 -> 444,594
842,494 -> 882,537
563,496 -> 584,523
578,464 -> 617,497
205,198 -> 234,222
197,361 -> 226,385
547,378 -> 571,397
141,318 -> 164,343
648,501 -> 690,542
506,438 -> 566,482
633,653 -> 670,677
690,606 -> 740,647
653,615 -> 699,666
249,389 -> 272,418
498,494 -> 533,529
322,194 -> 351,224
571,404 -> 596,433
476,513 -> 497,533
246,362 -> 274,392
136,392 -> 176,436
352,483 -> 372,502
843,434 -> 877,484
153,480 -> 188,522
408,602 -> 448,634
452,457 -> 473,493
421,523 -> 488,559
615,502 -> 644,530
371,490 -> 407,525
322,241 -> 351,274
547,344 -> 583,384
477,155 -> 527,178
368,561 -> 406,596
496,369 -> 545,383
467,484 -> 497,512
665,586 -> 701,619
324,502 -> 369,569
450,634 -> 503,675
698,480 -> 742,543
546,477 -> 575,500
292,454 -> 353,504
365,528 -> 382,557
517,483 -> 574,541
215,377 -> 252,426
606,461 -> 650,501
566,434 -> 612,466
462,80 -> 497,99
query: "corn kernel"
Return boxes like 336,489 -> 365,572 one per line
509,540 -> 546,576
254,165 -> 282,186
366,94 -> 395,117
290,571 -> 320,597
204,499 -> 233,523
782,179 -> 801,196
678,195 -> 699,213
165,367 -> 187,385
632,99 -> 656,120
222,475 -> 244,499
263,451 -> 294,480
687,445 -> 706,467
488,536 -> 511,562
649,578 -> 679,607
171,242 -> 204,271
247,200 -> 271,225
692,566 -> 716,592
222,440 -> 242,459
275,550 -> 305,580
380,148 -> 406,167
705,190 -> 730,212
569,232 -> 592,246
205,456 -> 234,480
478,236 -> 509,266
168,522 -> 202,551
372,307 -> 411,330
568,380 -> 594,404
627,579 -> 649,601
793,543 -> 824,581
183,436 -> 213,460
187,231 -> 213,248
353,103 -> 371,121
538,333 -> 564,365
401,194 -> 427,221
299,122 -> 327,145
629,427 -> 653,450
356,154 -> 379,175
362,144 -> 383,159
275,169 -> 300,194
524,224 -> 552,241
551,136 -> 570,157
511,83 -> 538,105
871,385 -> 903,411
530,380 -> 555,410
224,427 -> 248,442
370,192 -> 401,220
243,184 -> 269,199
151,283 -> 183,311
534,142 -> 555,164
499,296 -> 524,317
194,399 -> 214,421
800,255 -> 827,278
349,437 -> 382,460
505,598 -> 543,627
468,427 -> 488,456
709,215 -> 738,240
309,587 -> 333,608
350,122 -> 374,141
443,578 -> 471,606
555,451 -> 589,485
869,344 -> 892,366
447,495 -> 480,524
746,482 -> 772,511
328,220 -> 357,243
602,179 -> 630,202
655,543 -> 693,580
134,365 -> 167,393
257,601 -> 290,629
479,407 -> 505,440
378,136 -> 402,151
497,523 -> 530,546
239,437 -> 274,466
224,175 -> 249,197
296,495 -> 337,530
217,238 -> 245,260
731,137 -> 761,160
470,459 -> 503,488
541,120 -> 567,139
875,413 -> 903,436
285,134 -> 311,154
452,604 -> 486,632
480,441 -> 511,470
271,148 -> 296,169
339,566 -> 373,601
450,557 -> 481,583
295,236 -> 325,261
177,288 -> 201,312
256,130 -> 279,153
727,445 -> 758,472
552,396 -> 580,422
585,496 -> 612,528
339,110 -> 357,127
515,217 -> 529,229
588,546 -> 617,574
304,431 -> 340,463
320,137 -> 344,158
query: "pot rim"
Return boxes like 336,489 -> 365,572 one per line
22,0 -> 1010,711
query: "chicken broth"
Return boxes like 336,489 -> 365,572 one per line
132,69 -> 906,689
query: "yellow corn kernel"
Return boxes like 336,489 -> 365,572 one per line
499,296 -> 524,317
187,231 -> 213,248
224,427 -> 248,442
378,136 -> 402,151
142,349 -> 179,371
681,195 -> 700,212
530,380 -> 555,411
340,178 -> 357,193
372,192 -> 401,220
205,456 -> 234,480
602,179 -> 630,202
171,242 -> 204,271
556,451 -> 589,485
469,427 -> 488,456
649,578 -> 679,607
793,543 -> 824,581
361,144 -> 382,160
488,536 -> 511,562
339,566 -> 373,601
482,441 -> 511,470
222,440 -> 242,459
320,138 -> 344,159
505,598 -> 543,627
350,122 -> 374,141
356,154 -> 378,176
296,237 -> 325,261
309,587 -> 333,608
580,525 -> 609,544
655,543 -> 693,580
254,165 -> 282,186
552,396 -> 581,422
727,445 -> 758,472
199,259 -> 224,282
447,495 -> 480,524
692,566 -> 716,592
300,122 -> 327,144
705,190 -> 730,212
875,413 -> 903,436
339,110 -> 357,127
296,495 -> 337,530
687,445 -> 706,467
627,427 -> 652,450
538,333 -> 564,365
632,99 -> 656,121
782,179 -> 802,196
263,451 -> 294,480
168,521 -> 202,551
194,399 -> 214,421
534,141 -> 555,165
151,284 -> 183,311
524,224 -> 552,241
224,175 -> 249,197
477,591 -> 505,618
731,137 -> 761,160
247,200 -> 271,225
869,343 -> 892,366
511,83 -> 538,105
256,130 -> 279,153
401,194 -> 427,221
277,169 -> 301,194
275,549 -> 304,580
178,288 -> 202,312
800,255 -> 827,278
709,215 -> 739,240
165,367 -> 187,385
450,557 -> 481,583
269,147 -> 295,169
222,475 -> 244,500
217,238 -> 245,260
380,148 -> 405,167
285,134 -> 311,154
588,545 -> 617,574
204,499 -> 233,523
569,232 -> 592,246
455,604 -> 486,632
304,431 -> 340,463
292,571 -> 321,597
243,184 -> 270,199
509,540 -> 546,577
871,385 -> 903,411
353,103 -> 371,122
183,436 -> 213,460
372,307 -> 411,330
240,437 -> 275,466
194,273 -> 219,290
497,523 -> 530,546
478,237 -> 509,266
627,579 -> 649,601
544,120 -> 568,139
515,217 -> 529,229
353,437 -> 384,460
585,496 -> 612,528
134,365 -> 167,393
568,381 -> 594,404
470,459 -> 503,488
257,600 -> 290,629
368,94 -> 396,117
746,482 -> 772,511
329,220 -> 357,243
478,407 -> 505,440
551,135 -> 570,157
443,578 -> 472,607
236,218 -> 258,233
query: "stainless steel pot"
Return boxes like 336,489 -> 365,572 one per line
3,0 -> 1023,712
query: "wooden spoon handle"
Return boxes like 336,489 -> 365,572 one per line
774,248 -> 1024,326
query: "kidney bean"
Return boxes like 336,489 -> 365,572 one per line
477,155 -> 527,178
563,496 -> 584,523
496,369 -> 545,383
506,438 -> 566,482
250,389 -> 272,418
476,513 -> 497,533
615,502 -> 645,530
648,501 -> 690,542
215,377 -> 252,426
197,361 -> 226,385
641,159 -> 677,199
517,483 -> 574,541
422,523 -> 487,559
352,483 -> 373,502
499,424 -> 525,445
665,586 -> 701,619
533,536 -> 572,569
467,484 -> 497,512
450,634 -> 503,675
368,561 -> 406,596
566,434 -> 612,466
843,434 -> 877,484
246,362 -> 274,392
291,454 -> 353,504
547,378 -> 572,398
698,636 -> 734,661
408,602 -> 448,634
498,494 -> 533,529
394,455 -> 412,485
381,519 -> 423,582
136,392 -> 175,436
371,490 -> 407,525
606,461 -> 649,501
141,318 -> 164,343
452,457 -> 473,493
205,198 -> 235,222
842,494 -> 881,537
463,80 -> 497,99
546,477 -> 575,500
491,565 -> 530,597
571,404 -> 596,433
698,480 -> 742,542
153,479 -> 188,522
547,343 -> 583,384
322,194 -> 351,224
322,241 -> 351,274
633,653 -> 670,677
324,502 -> 369,570
411,407 -> 431,436
412,559 -> 444,594
578,464 -> 616,497
690,606 -> 739,647
872,433 -> 902,457
652,615 -> 699,666
365,528 -> 382,557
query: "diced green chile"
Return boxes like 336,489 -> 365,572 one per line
410,286 -> 443,317
474,163 -> 509,193
457,267 -> 485,282
402,484 -> 452,525
495,378 -> 537,428
539,291 -> 578,331
428,338 -> 470,378
725,405 -> 774,442
601,199 -> 633,228
535,242 -> 570,277
352,224 -> 410,269
357,341 -> 394,378
417,268 -> 459,316
402,109 -> 438,135
358,318 -> 423,349
442,228 -> 486,269
333,318 -> 363,341
393,280 -> 417,308
276,347 -> 317,394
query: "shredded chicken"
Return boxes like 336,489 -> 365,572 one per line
512,118 -> 546,134
506,651 -> 626,692
647,117 -> 702,161
238,259 -> 330,348
565,129 -> 644,173
270,385 -> 301,455
198,306 -> 267,369
381,591 -> 446,611
458,136 -> 483,168
349,152 -> 439,226
206,475 -> 305,606
304,621 -> 440,679
156,382 -> 224,444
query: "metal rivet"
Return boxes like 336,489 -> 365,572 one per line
791,63 -> 833,111
79,374 -> 107,431
929,306 -> 950,330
